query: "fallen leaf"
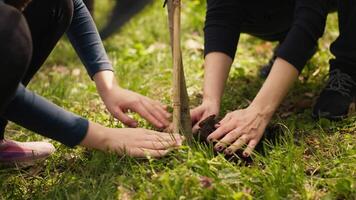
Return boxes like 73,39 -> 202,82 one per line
199,176 -> 213,189
185,39 -> 203,51
72,68 -> 81,76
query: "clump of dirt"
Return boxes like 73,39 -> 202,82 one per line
195,115 -> 217,143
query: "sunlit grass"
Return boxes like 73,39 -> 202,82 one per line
0,1 -> 355,199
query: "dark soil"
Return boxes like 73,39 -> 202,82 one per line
195,115 -> 285,165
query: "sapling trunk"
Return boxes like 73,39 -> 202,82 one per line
166,0 -> 193,143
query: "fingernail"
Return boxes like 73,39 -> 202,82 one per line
215,145 -> 224,152
224,149 -> 233,155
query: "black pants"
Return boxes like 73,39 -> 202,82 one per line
0,0 -> 88,147
330,0 -> 356,77
0,0 -> 72,140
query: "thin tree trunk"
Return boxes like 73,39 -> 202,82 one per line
166,0 -> 193,143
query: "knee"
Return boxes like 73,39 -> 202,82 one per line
0,5 -> 32,73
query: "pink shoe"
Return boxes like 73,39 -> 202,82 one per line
0,139 -> 55,166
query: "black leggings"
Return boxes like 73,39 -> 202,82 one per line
0,0 -> 88,147
329,0 -> 356,76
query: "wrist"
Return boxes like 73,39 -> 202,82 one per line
202,96 -> 221,107
93,71 -> 119,95
80,121 -> 108,151
248,102 -> 275,120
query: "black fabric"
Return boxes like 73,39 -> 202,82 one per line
329,0 -> 356,78
204,0 -> 295,61
0,0 -> 89,147
0,2 -> 32,113
204,0 -> 337,72
275,0 -> 330,72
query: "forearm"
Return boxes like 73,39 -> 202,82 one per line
250,58 -> 299,116
2,85 -> 89,147
203,52 -> 233,106
67,0 -> 113,79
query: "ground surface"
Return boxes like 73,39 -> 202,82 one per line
0,1 -> 355,199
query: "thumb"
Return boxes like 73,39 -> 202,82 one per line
190,107 -> 203,125
113,108 -> 138,127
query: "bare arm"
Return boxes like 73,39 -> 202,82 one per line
191,52 -> 233,132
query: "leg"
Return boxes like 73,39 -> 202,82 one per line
0,3 -> 32,139
329,0 -> 356,76
313,0 -> 356,120
0,0 -> 74,165
22,0 -> 74,85
0,0 -> 75,138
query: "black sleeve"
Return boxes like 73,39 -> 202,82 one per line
204,0 -> 242,59
276,0 -> 329,72
2,85 -> 89,148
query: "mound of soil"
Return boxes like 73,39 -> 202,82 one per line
195,115 -> 283,165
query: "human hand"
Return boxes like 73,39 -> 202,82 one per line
81,122 -> 184,158
94,71 -> 171,129
102,87 -> 171,129
191,100 -> 220,133
207,105 -> 273,157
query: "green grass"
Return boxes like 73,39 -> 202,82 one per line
1,1 -> 355,199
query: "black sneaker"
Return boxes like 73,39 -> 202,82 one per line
312,69 -> 356,120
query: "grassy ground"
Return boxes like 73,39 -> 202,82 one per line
1,1 -> 355,199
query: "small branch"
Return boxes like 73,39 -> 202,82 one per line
166,0 -> 193,143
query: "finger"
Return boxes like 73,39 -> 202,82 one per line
152,100 -> 171,118
218,113 -> 232,126
207,119 -> 235,141
192,123 -> 201,134
190,107 -> 203,125
113,109 -> 138,127
150,98 -> 169,111
131,148 -> 170,158
164,123 -> 174,133
139,140 -> 181,150
217,128 -> 244,147
224,136 -> 248,155
142,100 -> 170,127
243,139 -> 258,157
135,104 -> 164,128
144,130 -> 184,142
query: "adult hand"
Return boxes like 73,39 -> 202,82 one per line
190,100 -> 220,133
81,122 -> 184,158
102,87 -> 171,129
94,71 -> 171,129
207,105 -> 272,157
